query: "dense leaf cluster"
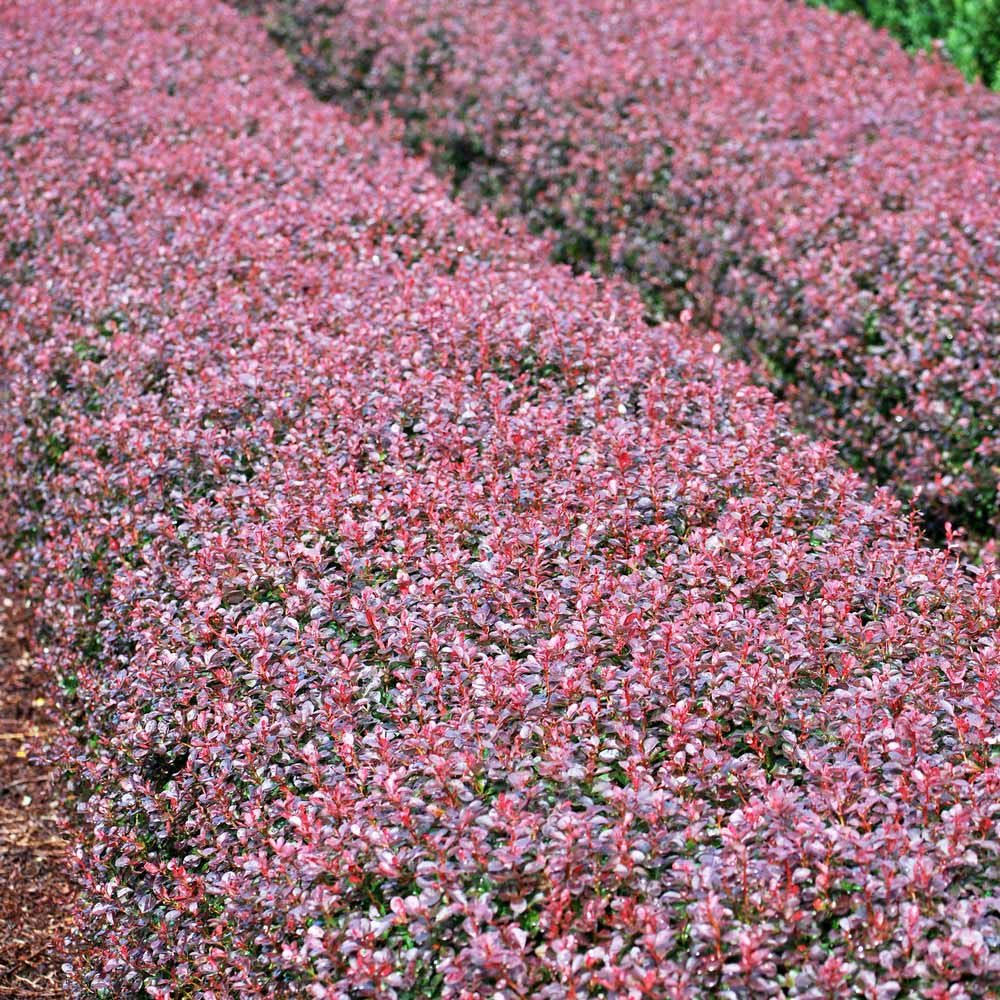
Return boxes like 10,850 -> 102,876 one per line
807,0 -> 1000,88
245,0 -> 1000,544
4,1 -> 1000,997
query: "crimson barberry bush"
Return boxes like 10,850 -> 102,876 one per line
4,0 -> 1000,997
242,0 -> 1000,544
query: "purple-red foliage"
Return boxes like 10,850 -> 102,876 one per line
246,0 -> 1000,541
4,0 -> 1000,996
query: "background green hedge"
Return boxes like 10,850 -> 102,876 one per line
810,0 -> 1000,86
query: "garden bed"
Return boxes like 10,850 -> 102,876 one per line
3,1 -> 1000,995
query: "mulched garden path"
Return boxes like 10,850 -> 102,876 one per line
0,599 -> 71,998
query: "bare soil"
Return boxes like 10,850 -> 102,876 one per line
0,599 -> 71,998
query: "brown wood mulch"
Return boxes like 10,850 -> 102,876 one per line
0,598 -> 72,999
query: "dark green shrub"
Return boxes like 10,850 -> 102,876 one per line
811,0 -> 1000,86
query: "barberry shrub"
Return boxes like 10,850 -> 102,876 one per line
4,0 -> 1000,997
241,0 -> 1000,544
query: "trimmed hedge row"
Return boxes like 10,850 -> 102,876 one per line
808,0 -> 1000,88
242,0 -> 1000,546
5,0 -> 1000,996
